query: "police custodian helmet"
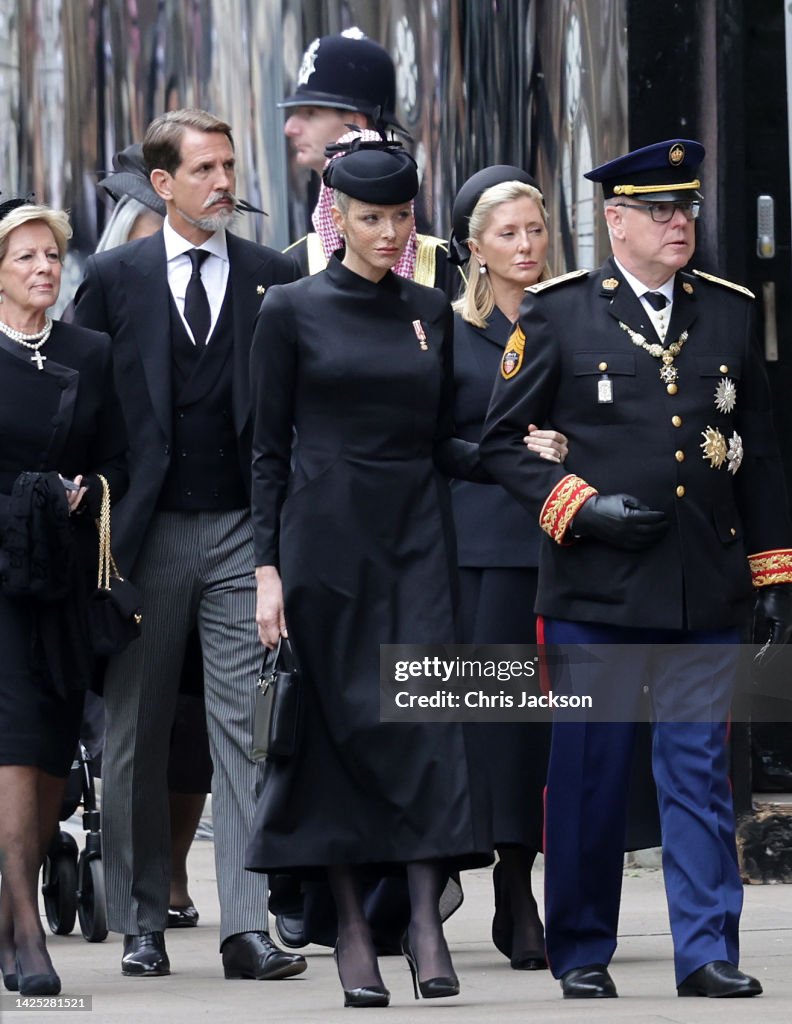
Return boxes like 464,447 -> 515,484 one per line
279,28 -> 405,132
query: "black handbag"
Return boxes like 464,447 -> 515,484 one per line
251,637 -> 301,761
86,475 -> 143,656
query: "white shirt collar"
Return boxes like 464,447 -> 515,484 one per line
613,257 -> 675,304
163,218 -> 229,263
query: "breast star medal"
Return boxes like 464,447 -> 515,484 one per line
412,320 -> 428,350
726,431 -> 743,474
701,426 -> 727,468
714,377 -> 736,414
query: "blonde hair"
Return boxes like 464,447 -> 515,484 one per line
0,204 -> 72,262
453,181 -> 550,328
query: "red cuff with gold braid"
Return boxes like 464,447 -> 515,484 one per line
748,549 -> 792,587
539,474 -> 598,546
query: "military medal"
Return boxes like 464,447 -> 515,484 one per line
597,376 -> 613,403
412,320 -> 428,350
618,321 -> 688,392
701,426 -> 727,468
726,431 -> 743,474
714,377 -> 736,414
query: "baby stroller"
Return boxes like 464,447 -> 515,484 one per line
40,741 -> 108,942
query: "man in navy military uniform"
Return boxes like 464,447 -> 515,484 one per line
481,139 -> 792,998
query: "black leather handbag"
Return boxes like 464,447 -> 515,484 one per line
87,475 -> 143,656
251,637 -> 301,761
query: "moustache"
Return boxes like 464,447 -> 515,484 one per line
203,190 -> 236,210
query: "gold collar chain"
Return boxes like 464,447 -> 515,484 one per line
618,320 -> 689,393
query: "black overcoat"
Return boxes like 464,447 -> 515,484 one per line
245,256 -> 492,874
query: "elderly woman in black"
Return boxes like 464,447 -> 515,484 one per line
0,200 -> 127,995
247,139 -> 492,1008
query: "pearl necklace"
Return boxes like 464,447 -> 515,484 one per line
0,316 -> 53,370
618,320 -> 688,394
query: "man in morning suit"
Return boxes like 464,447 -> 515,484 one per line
480,139 -> 792,999
73,108 -> 305,981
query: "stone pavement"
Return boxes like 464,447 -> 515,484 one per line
8,823 -> 792,1024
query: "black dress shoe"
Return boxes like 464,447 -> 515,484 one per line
121,932 -> 170,977
560,964 -> 618,998
274,910 -> 307,949
1,967 -> 18,992
221,931 -> 307,980
677,961 -> 763,998
167,903 -> 200,929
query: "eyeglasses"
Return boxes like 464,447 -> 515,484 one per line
614,201 -> 701,223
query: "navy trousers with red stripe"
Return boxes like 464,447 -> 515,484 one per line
541,617 -> 742,985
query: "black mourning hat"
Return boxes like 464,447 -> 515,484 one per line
97,143 -> 166,216
279,29 -> 405,132
448,165 -> 541,265
584,139 -> 705,202
322,137 -> 418,205
0,195 -> 35,222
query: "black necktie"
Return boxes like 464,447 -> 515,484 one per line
184,249 -> 211,346
643,291 -> 669,312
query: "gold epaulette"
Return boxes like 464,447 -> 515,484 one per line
539,474 -> 598,545
692,269 -> 755,299
748,549 -> 792,587
527,269 -> 589,294
415,234 -> 444,287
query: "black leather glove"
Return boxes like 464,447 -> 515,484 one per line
571,494 -> 668,551
753,585 -> 792,670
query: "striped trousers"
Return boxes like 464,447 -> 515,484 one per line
101,510 -> 269,945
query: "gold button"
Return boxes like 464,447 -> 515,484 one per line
720,364 -> 729,374
675,450 -> 685,462
730,527 -> 737,536
676,485 -> 686,498
672,415 -> 682,427
598,361 -> 608,372
667,383 -> 678,395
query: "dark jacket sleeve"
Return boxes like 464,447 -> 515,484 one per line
432,301 -> 491,482
72,255 -> 113,335
80,333 -> 129,515
249,285 -> 298,567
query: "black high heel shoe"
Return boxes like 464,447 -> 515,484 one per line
333,944 -> 390,1008
1,966 -> 18,992
401,934 -> 459,999
15,958 -> 61,996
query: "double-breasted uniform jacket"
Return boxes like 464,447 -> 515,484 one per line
480,256 -> 792,630
72,229 -> 299,573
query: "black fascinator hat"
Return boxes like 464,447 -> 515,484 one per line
0,194 -> 35,222
97,143 -> 166,216
322,134 -> 418,206
448,165 -> 541,266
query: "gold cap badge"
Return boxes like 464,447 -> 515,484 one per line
669,143 -> 685,166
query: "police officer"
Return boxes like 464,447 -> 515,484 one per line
480,139 -> 792,999
280,28 -> 459,293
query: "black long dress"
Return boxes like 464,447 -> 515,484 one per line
245,256 -> 492,876
0,321 -> 127,776
451,309 -> 550,850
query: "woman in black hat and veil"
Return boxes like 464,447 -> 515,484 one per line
246,137 -> 492,1008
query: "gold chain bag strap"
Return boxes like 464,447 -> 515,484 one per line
86,474 -> 143,655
